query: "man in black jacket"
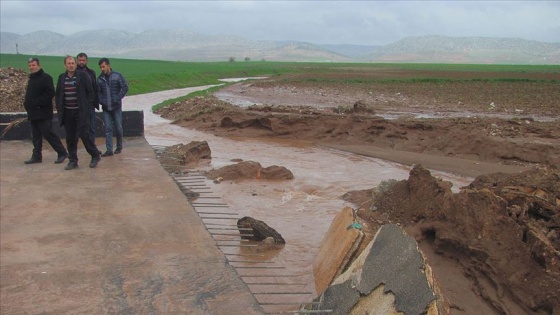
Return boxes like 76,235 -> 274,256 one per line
23,57 -> 68,164
55,56 -> 101,170
76,52 -> 101,155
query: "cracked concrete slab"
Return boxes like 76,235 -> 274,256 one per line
357,224 -> 434,314
317,224 -> 435,315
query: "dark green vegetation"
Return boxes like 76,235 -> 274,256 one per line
2,54 -> 558,96
151,85 -> 224,111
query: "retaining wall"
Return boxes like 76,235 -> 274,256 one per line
0,111 -> 144,140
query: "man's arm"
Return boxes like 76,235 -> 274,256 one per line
96,76 -> 105,107
54,74 -> 65,126
89,69 -> 100,109
54,74 -> 62,108
117,73 -> 129,100
37,74 -> 55,108
82,72 -> 94,107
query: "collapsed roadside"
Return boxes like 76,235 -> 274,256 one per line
153,79 -> 560,314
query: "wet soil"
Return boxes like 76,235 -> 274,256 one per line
159,71 -> 560,172
154,70 -> 560,314
345,165 -> 560,314
3,66 -> 560,313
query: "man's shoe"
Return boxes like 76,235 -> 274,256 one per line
89,156 -> 101,168
114,148 -> 122,154
24,158 -> 42,164
54,154 -> 68,164
101,151 -> 113,157
64,161 -> 78,170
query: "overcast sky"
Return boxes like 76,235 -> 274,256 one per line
1,1 -> 559,46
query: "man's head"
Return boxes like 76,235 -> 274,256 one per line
98,57 -> 111,75
77,52 -> 88,68
28,57 -> 41,74
64,55 -> 77,73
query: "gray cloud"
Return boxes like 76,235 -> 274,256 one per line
1,0 -> 559,45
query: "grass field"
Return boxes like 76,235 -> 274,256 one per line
2,53 -> 558,96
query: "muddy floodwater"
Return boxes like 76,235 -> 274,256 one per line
124,83 -> 472,301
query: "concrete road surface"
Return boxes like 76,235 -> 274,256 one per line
0,138 -> 263,314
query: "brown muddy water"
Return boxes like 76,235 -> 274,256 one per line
124,82 -> 472,312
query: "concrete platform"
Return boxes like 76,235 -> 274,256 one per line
0,137 -> 263,314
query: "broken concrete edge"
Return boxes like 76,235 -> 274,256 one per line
0,111 -> 144,140
312,223 -> 445,314
312,207 -> 365,295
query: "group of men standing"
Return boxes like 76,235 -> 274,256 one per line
23,54 -> 128,170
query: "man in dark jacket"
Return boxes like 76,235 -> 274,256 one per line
23,57 -> 68,164
97,57 -> 128,156
76,52 -> 101,155
55,56 -> 101,170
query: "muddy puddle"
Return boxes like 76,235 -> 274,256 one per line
124,83 -> 473,302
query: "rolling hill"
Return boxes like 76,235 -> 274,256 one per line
1,29 -> 558,64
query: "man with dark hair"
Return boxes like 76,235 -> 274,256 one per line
23,57 -> 68,164
76,52 -> 101,155
55,56 -> 101,170
97,57 -> 128,156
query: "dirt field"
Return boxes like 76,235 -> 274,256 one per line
2,66 -> 559,314
154,70 -> 560,314
159,71 -> 560,172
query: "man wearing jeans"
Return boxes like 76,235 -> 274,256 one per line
97,57 -> 128,157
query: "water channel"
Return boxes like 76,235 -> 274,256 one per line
123,80 -> 472,311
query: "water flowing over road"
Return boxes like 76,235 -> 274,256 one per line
123,81 -> 472,304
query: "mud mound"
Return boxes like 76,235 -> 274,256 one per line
155,141 -> 212,174
165,141 -> 211,165
349,165 -> 560,314
0,67 -> 27,112
205,160 -> 294,181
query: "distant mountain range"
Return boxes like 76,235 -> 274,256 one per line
1,29 -> 559,64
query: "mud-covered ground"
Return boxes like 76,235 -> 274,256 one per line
155,70 -> 560,314
159,71 -> 560,171
2,66 -> 559,314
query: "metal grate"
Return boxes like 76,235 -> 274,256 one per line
153,145 -> 332,314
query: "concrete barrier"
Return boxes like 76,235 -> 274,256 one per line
0,111 -> 144,140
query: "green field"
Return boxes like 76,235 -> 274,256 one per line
2,54 -> 558,96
